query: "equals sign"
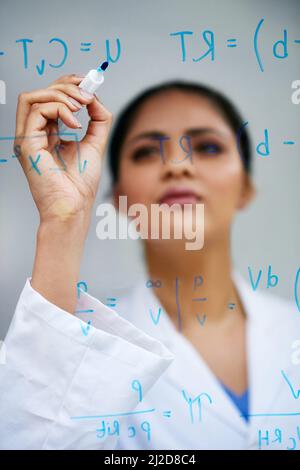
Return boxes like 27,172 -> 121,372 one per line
106,297 -> 117,307
163,411 -> 172,418
80,42 -> 92,52
228,302 -> 236,310
227,39 -> 237,48
75,309 -> 94,314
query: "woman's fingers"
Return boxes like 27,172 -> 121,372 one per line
14,74 -> 113,174
15,88 -> 83,138
81,96 -> 113,153
49,83 -> 94,107
27,102 -> 82,133
15,75 -> 91,138
19,102 -> 82,169
51,73 -> 83,86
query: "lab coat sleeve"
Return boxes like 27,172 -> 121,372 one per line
0,279 -> 174,450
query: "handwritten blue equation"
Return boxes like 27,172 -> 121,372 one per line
0,37 -> 121,76
248,266 -> 300,314
241,122 -> 300,159
145,266 -> 300,334
70,379 -> 213,442
170,18 -> 300,72
0,125 -> 298,169
0,18 -> 298,75
69,370 -> 299,447
75,281 -> 120,337
146,275 -> 210,332
96,417 -> 151,442
76,266 -> 300,338
0,132 -> 87,174
258,426 -> 300,450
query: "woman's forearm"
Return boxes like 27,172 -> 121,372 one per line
31,214 -> 91,314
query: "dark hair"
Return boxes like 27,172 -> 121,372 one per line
108,80 -> 251,184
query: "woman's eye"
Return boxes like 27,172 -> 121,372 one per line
194,143 -> 222,155
132,146 -> 160,161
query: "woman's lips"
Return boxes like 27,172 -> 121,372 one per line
158,189 -> 202,206
159,195 -> 199,206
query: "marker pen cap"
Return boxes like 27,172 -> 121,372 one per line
79,69 -> 104,94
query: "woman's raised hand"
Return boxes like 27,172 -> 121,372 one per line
14,74 -> 113,223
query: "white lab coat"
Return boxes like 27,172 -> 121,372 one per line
0,271 -> 299,450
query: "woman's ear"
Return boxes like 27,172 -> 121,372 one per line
237,174 -> 256,209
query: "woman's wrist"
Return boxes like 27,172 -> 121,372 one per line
31,214 -> 91,314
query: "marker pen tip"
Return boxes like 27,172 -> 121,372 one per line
97,61 -> 109,72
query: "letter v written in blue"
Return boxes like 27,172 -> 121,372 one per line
281,370 -> 300,399
80,320 -> 92,337
149,307 -> 162,326
248,266 -> 262,291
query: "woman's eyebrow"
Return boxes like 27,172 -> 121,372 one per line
128,131 -> 166,143
128,128 -> 227,143
184,128 -> 228,138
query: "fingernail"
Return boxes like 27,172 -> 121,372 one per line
79,89 -> 94,100
68,97 -> 82,109
73,116 -> 82,128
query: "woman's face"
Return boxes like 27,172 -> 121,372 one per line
114,90 -> 254,245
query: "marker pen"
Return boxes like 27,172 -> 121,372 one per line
58,60 -> 109,134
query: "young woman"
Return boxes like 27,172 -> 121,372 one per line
0,75 -> 298,450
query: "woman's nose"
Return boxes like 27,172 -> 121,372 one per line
161,140 -> 195,178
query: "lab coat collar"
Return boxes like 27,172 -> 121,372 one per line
120,270 -> 293,442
